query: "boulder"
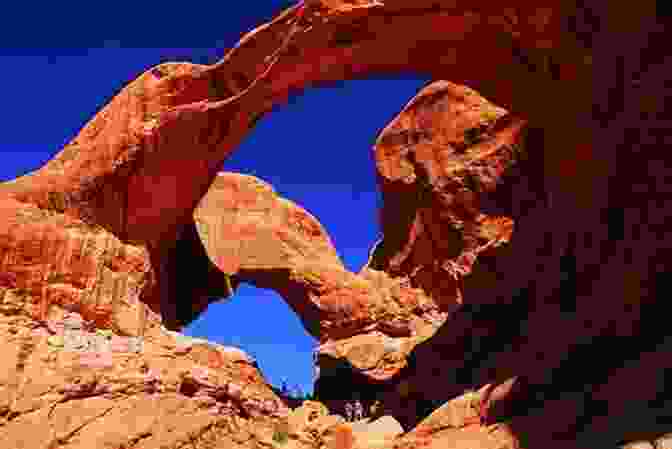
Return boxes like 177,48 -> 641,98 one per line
621,443 -> 655,449
0,312 -> 288,448
349,415 -> 404,448
655,434 -> 672,449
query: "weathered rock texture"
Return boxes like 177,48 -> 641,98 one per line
371,80 -> 522,307
0,311 -> 289,448
195,172 -> 451,382
395,388 -> 518,449
314,80 -> 528,429
349,415 -> 404,448
0,0 -> 670,448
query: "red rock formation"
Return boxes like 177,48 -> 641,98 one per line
195,172 -> 446,379
0,310 -> 289,448
0,0 -> 669,447
372,80 -> 522,313
312,80 -> 529,429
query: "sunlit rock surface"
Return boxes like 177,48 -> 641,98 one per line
0,0 -> 670,447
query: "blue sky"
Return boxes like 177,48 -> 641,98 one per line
0,1 -> 429,394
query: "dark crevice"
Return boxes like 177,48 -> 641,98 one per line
479,126 -> 547,220
376,181 -> 425,272
366,237 -> 387,271
179,382 -> 252,421
455,288 -> 533,382
179,378 -> 201,397
164,221 -> 241,330
237,405 -> 252,420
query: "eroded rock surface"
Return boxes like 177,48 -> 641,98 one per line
0,311 -> 288,449
194,172 -> 449,381
372,81 -> 524,309
349,415 -> 404,448
314,80 -> 528,429
0,0 -> 670,447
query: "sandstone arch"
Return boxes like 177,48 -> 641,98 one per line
0,0 -> 590,329
0,1 -> 669,448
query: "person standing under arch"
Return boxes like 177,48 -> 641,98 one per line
345,402 -> 353,422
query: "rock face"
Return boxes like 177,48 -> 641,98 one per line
370,79 -> 525,349
1,0 -> 671,448
349,415 -> 404,448
195,171 -> 450,383
622,443 -> 655,449
372,80 -> 520,294
313,80 -> 528,428
0,311 -> 289,448
655,434 -> 672,449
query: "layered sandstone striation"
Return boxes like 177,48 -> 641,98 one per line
0,311 -> 289,448
0,0 -> 670,448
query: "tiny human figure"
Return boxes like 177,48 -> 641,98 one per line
369,399 -> 382,418
345,402 -> 353,422
354,400 -> 364,420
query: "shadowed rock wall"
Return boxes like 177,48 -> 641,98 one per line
0,1 -> 670,447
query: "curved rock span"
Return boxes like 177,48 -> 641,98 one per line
1,0 -> 671,448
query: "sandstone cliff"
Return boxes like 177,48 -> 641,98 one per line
1,0 -> 670,448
